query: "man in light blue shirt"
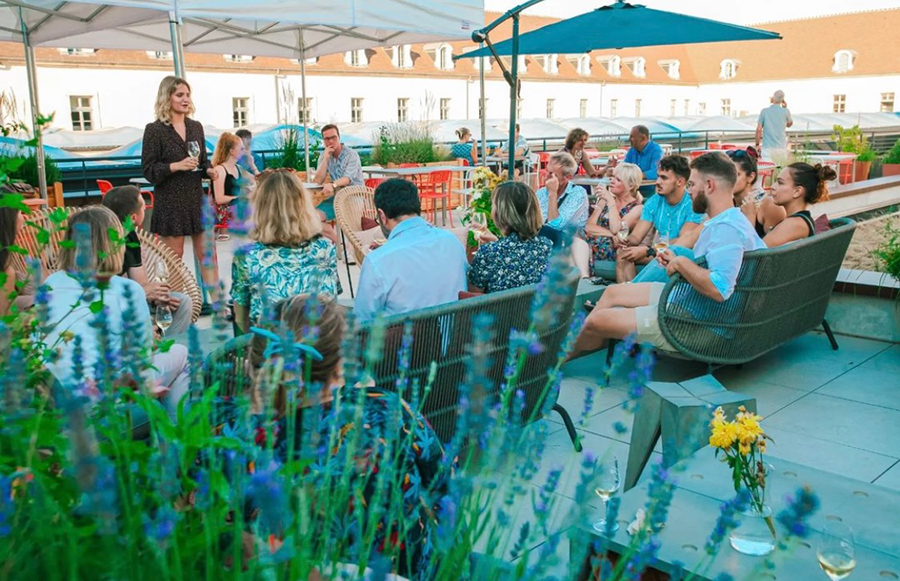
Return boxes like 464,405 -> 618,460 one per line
354,179 -> 467,322
756,90 -> 793,162
313,123 -> 364,220
624,125 -> 663,198
573,152 -> 764,355
534,151 -> 589,237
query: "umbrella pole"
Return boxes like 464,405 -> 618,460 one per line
300,31 -> 311,175
479,43 -> 486,167
507,15 -> 519,179
19,10 -> 47,200
169,11 -> 186,78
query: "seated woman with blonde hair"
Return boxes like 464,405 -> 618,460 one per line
231,170 -> 340,333
572,162 -> 644,278
468,181 -> 553,293
249,293 -> 447,580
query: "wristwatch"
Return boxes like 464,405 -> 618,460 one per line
646,246 -> 657,258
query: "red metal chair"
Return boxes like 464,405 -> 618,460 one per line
417,170 -> 454,226
97,179 -> 113,194
97,179 -> 155,209
365,178 -> 386,189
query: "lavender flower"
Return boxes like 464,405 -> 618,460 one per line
579,383 -> 596,425
246,458 -> 291,536
776,486 -> 820,538
0,476 -> 11,537
705,488 -> 751,555
143,506 -> 178,541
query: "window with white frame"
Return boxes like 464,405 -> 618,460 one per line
70,96 -> 93,131
659,59 -> 680,80
546,98 -> 555,119
698,102 -> 706,115
721,98 -> 731,116
59,48 -> 95,56
635,99 -> 642,117
580,99 -> 588,118
719,59 -> 739,80
440,98 -> 451,120
290,57 -> 318,66
833,94 -> 846,113
437,44 -> 454,71
881,92 -> 895,113
670,99 -> 677,117
537,54 -> 559,75
596,55 -> 621,77
571,54 -> 591,76
224,54 -> 254,63
146,51 -> 172,60
397,98 -> 409,122
233,97 -> 250,127
298,98 -> 313,123
832,50 -> 856,73
684,99 -> 690,116
351,98 -> 364,123
391,45 -> 413,69
344,50 -> 368,67
610,99 -> 618,117
623,57 -> 646,78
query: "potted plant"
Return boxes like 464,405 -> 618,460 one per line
833,124 -> 876,182
883,138 -> 900,177
855,146 -> 876,181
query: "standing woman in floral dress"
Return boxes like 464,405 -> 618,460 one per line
141,76 -> 219,300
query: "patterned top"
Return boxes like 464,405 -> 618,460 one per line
585,199 -> 641,271
320,145 -> 364,187
450,141 -> 475,165
535,180 -> 590,232
468,233 -> 553,293
231,237 -> 340,321
268,387 -> 448,580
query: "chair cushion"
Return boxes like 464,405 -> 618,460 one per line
353,226 -> 383,257
361,216 -> 378,231
814,214 -> 831,234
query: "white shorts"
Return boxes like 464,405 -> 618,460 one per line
633,282 -> 675,352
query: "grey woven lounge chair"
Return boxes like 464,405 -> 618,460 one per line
653,218 -> 857,367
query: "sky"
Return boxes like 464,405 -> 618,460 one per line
483,0 -> 900,25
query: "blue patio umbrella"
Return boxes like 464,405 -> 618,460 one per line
456,0 -> 782,171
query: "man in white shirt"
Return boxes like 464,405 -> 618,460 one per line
354,179 -> 467,322
573,152 -> 765,355
756,90 -> 794,163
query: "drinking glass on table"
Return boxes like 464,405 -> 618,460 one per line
592,456 -> 621,534
818,522 -> 856,580
187,140 -> 201,171
154,302 -> 174,334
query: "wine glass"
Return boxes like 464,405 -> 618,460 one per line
616,221 -> 630,244
817,522 -> 856,580
154,303 -> 174,335
152,261 -> 168,284
653,231 -> 669,253
469,212 -> 488,240
187,140 -> 201,171
592,456 -> 620,535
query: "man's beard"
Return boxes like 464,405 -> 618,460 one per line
692,190 -> 708,214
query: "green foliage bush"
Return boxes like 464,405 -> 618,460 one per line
873,219 -> 900,284
8,151 -> 62,187
266,128 -> 320,172
883,138 -> 900,165
370,123 -> 448,165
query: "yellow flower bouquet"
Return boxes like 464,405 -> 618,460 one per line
463,166 -> 506,245
710,406 -> 777,539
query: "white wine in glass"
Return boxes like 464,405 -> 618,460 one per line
591,457 -> 620,534
187,140 -> 201,171
155,303 -> 173,334
470,212 -> 488,241
653,232 -> 669,253
817,523 -> 856,581
616,221 -> 630,244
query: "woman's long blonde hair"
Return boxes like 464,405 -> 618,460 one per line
251,170 -> 322,245
58,206 -> 125,276
212,132 -> 240,166
154,75 -> 195,124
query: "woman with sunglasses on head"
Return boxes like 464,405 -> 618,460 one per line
742,162 -> 834,247
249,294 -> 448,580
231,170 -> 340,334
728,147 -> 785,238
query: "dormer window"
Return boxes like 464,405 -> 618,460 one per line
658,59 -> 680,80
596,55 -> 621,77
463,48 -> 492,72
58,48 -> 95,56
291,57 -> 318,66
568,54 -> 591,76
438,44 -> 453,70
719,59 -> 739,80
146,51 -> 173,60
344,50 -> 368,67
224,54 -> 254,63
832,50 -> 856,73
623,57 -> 646,78
391,45 -> 413,69
536,54 -> 558,75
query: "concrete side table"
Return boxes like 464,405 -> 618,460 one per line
624,374 -> 756,491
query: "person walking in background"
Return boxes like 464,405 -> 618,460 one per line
756,90 -> 794,162
141,75 -> 220,302
450,127 -> 479,166
102,185 -> 193,336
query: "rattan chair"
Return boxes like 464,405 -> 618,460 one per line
14,207 -> 203,322
333,185 -> 378,266
203,333 -> 254,399
655,218 -> 857,366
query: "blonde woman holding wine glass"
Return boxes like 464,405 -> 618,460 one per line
141,75 -> 220,302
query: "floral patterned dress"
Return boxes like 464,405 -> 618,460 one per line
267,387 -> 449,580
230,236 -> 340,321
584,200 -> 640,274
468,232 -> 553,293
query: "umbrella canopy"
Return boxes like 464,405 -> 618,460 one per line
458,1 -> 780,58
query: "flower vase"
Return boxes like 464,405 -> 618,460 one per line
729,502 -> 776,556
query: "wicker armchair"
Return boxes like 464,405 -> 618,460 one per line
14,207 -> 203,323
333,185 -> 378,266
656,218 -> 857,366
203,334 -> 254,399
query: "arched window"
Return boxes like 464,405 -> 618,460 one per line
658,59 -> 680,80
624,57 -> 646,78
832,50 -> 856,73
436,44 -> 454,71
597,55 -> 621,77
344,50 -> 368,67
719,59 -> 739,80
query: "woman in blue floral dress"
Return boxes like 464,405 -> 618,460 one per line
468,182 -> 553,293
249,295 -> 449,580
576,162 -> 644,277
231,170 -> 340,333
449,127 -> 478,166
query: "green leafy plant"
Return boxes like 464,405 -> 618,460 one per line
856,146 -> 877,163
832,124 -> 870,155
8,151 -> 62,187
872,218 -> 900,286
882,138 -> 900,165
267,127 -> 320,172
370,123 -> 448,165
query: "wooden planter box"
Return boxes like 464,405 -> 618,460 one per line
883,163 -> 900,177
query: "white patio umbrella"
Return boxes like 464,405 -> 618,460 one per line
0,0 -> 485,194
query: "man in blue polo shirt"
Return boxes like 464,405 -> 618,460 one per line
624,125 -> 663,198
